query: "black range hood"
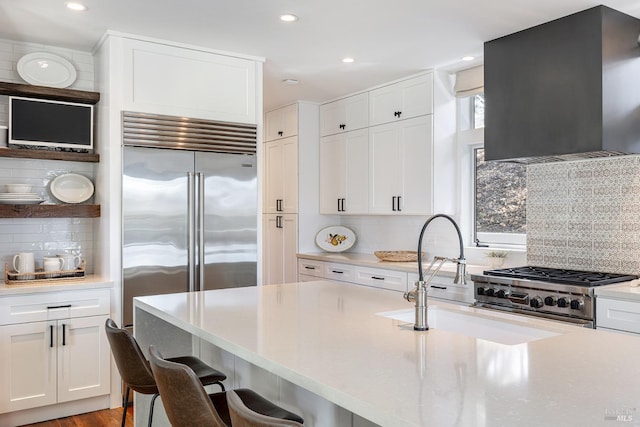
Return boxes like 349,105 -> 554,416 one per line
484,5 -> 640,163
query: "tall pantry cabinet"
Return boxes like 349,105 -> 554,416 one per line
263,102 -> 333,285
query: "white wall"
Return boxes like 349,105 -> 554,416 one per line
0,38 -> 96,273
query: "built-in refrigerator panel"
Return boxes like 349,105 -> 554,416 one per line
196,152 -> 257,291
122,147 -> 194,327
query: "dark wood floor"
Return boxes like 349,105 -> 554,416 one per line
19,407 -> 133,427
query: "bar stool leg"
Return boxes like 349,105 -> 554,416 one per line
148,393 -> 159,427
121,386 -> 130,427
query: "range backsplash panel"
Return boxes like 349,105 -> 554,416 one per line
527,155 -> 640,275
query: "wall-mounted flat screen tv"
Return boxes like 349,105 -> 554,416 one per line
9,96 -> 93,150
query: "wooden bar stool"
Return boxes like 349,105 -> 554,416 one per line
105,319 -> 227,427
148,345 -> 304,427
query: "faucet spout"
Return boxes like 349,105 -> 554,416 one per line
417,214 -> 466,285
405,214 -> 467,331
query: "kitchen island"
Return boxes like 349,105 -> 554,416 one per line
134,281 -> 640,427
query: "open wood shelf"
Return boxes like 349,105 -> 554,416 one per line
0,81 -> 100,104
0,147 -> 99,163
0,204 -> 100,218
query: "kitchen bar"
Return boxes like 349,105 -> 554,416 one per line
134,281 -> 640,427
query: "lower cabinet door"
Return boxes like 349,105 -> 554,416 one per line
0,321 -> 57,413
57,315 -> 110,403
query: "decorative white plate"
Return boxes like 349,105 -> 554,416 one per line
0,199 -> 43,204
315,226 -> 356,252
17,52 -> 77,88
50,173 -> 94,203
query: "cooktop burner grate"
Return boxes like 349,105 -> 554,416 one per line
483,266 -> 638,287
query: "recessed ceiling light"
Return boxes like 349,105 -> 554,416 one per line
342,57 -> 355,63
462,56 -> 475,61
65,2 -> 88,11
282,79 -> 299,85
280,14 -> 298,22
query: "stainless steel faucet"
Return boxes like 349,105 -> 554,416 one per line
403,214 -> 467,331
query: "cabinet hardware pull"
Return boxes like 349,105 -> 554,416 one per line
276,199 -> 283,212
47,304 -> 72,310
278,131 -> 283,136
331,270 -> 344,274
341,198 -> 346,212
50,325 -> 53,348
276,215 -> 283,228
392,196 -> 397,211
339,124 -> 346,130
304,266 -> 316,270
371,276 -> 385,280
394,111 -> 402,118
397,196 -> 402,212
337,198 -> 341,212
430,285 -> 447,290
62,324 -> 66,346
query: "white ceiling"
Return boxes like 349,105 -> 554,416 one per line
1,0 -> 640,111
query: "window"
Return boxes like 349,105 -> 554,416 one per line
474,148 -> 526,246
459,93 -> 526,247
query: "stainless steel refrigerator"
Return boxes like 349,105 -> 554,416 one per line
122,144 -> 257,328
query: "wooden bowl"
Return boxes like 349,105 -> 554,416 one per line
374,251 -> 425,262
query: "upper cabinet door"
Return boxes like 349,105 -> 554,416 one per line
263,137 -> 298,213
320,93 -> 369,136
369,73 -> 433,126
368,116 -> 433,215
122,39 -> 258,124
265,104 -> 298,141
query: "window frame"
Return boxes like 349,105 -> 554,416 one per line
458,95 -> 526,249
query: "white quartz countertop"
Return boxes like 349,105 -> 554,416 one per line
297,252 -> 488,277
134,281 -> 640,427
595,281 -> 640,301
0,275 -> 112,296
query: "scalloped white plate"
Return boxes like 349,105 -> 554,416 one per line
17,52 -> 77,88
315,226 -> 356,252
50,173 -> 94,204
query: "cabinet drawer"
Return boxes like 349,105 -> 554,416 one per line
297,259 -> 324,278
323,263 -> 356,283
354,267 -> 407,292
596,298 -> 640,334
0,288 -> 111,325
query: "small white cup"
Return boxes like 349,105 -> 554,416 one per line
57,253 -> 81,271
13,252 -> 35,279
44,256 -> 64,278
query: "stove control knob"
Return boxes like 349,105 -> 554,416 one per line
496,289 -> 508,299
530,296 -> 544,309
570,299 -> 585,310
544,296 -> 557,306
485,288 -> 496,297
477,287 -> 485,296
557,297 -> 570,308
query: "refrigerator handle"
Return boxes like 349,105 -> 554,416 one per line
188,172 -> 197,292
197,172 -> 205,291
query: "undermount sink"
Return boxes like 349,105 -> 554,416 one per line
377,306 -> 564,345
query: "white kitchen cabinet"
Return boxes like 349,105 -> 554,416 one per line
297,259 -> 324,278
319,129 -> 369,214
354,266 -> 408,292
323,263 -> 357,284
368,115 -> 433,215
265,104 -> 298,141
263,137 -> 298,214
320,93 -> 369,136
596,297 -> 640,334
263,214 -> 298,285
122,38 -> 258,124
369,73 -> 433,126
0,289 -> 111,414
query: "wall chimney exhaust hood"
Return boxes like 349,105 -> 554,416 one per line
484,5 -> 640,163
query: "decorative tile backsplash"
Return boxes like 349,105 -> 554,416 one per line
527,155 -> 640,274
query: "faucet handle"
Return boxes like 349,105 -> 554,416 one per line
404,290 -> 416,303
